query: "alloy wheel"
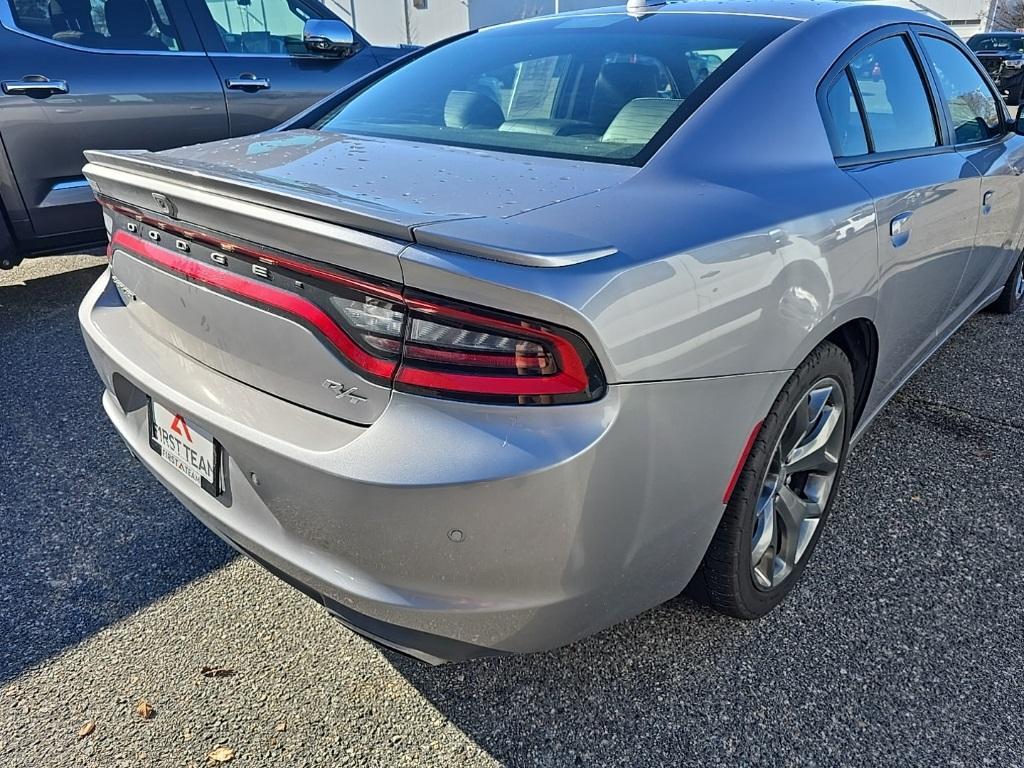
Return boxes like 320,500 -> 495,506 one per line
750,378 -> 846,591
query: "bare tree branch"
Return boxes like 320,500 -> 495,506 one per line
991,0 -> 1024,31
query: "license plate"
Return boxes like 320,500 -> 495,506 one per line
148,400 -> 220,496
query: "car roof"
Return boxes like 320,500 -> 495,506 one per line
537,0 -> 869,23
482,1 -> 952,37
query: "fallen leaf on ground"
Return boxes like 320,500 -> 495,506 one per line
207,745 -> 235,763
200,666 -> 235,678
275,721 -> 287,732
77,720 -> 96,739
910,495 -> 922,502
135,700 -> 155,720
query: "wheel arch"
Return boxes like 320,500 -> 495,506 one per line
823,317 -> 878,432
781,303 -> 879,434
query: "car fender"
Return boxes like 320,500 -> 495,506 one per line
780,294 -> 879,374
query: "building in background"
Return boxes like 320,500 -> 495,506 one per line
857,0 -> 999,38
327,0 -> 1000,46
327,1 -> 626,46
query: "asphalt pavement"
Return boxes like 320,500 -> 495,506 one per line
0,255 -> 1021,767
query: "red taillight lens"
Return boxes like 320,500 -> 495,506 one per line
100,198 -> 605,405
394,295 -> 603,404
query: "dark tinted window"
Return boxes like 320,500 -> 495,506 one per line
825,71 -> 868,157
851,36 -> 938,153
968,34 -> 1024,52
315,14 -> 796,165
921,36 -> 1001,144
7,0 -> 182,50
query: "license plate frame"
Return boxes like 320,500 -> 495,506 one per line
148,399 -> 222,497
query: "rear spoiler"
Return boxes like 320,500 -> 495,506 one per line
84,149 -> 618,269
83,149 -> 457,241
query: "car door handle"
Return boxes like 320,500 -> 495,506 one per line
1,76 -> 69,97
983,190 -> 995,214
225,74 -> 271,91
890,212 -> 912,248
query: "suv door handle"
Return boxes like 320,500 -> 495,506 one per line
225,74 -> 271,91
1,76 -> 69,97
983,190 -> 995,214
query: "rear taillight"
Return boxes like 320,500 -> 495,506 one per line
100,198 -> 606,405
394,295 -> 603,404
316,286 -> 604,404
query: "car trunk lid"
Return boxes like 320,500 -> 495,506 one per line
88,129 -> 635,234
83,133 -> 632,425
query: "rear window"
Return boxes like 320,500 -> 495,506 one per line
968,35 -> 1024,53
314,13 -> 796,165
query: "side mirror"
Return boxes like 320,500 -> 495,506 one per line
303,19 -> 358,58
1015,107 -> 1024,136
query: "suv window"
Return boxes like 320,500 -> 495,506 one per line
8,0 -> 182,50
967,34 -> 1024,53
202,0 -> 310,54
315,13 -> 796,166
850,36 -> 938,153
921,36 -> 1001,144
824,71 -> 869,157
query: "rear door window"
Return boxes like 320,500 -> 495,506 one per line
850,35 -> 939,153
920,35 -> 1002,144
7,0 -> 183,50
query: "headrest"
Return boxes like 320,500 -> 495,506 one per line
444,91 -> 505,129
591,62 -> 663,128
49,0 -> 95,32
597,62 -> 661,98
602,98 -> 681,144
105,0 -> 154,37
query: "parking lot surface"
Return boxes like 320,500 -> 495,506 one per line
1,255 -> 1022,767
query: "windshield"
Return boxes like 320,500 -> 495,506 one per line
315,13 -> 796,166
968,35 -> 1024,52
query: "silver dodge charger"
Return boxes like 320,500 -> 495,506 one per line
80,0 -> 1024,662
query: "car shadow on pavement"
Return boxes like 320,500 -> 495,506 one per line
383,595 -> 765,766
0,263 -> 234,684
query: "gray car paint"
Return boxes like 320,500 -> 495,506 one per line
79,1 -> 1024,660
82,270 -> 789,656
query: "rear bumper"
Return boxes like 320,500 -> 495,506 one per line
80,270 -> 787,660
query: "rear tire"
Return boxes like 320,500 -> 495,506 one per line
0,205 -> 20,270
988,251 -> 1024,315
688,341 -> 854,619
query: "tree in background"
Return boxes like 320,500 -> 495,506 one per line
990,0 -> 1024,31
